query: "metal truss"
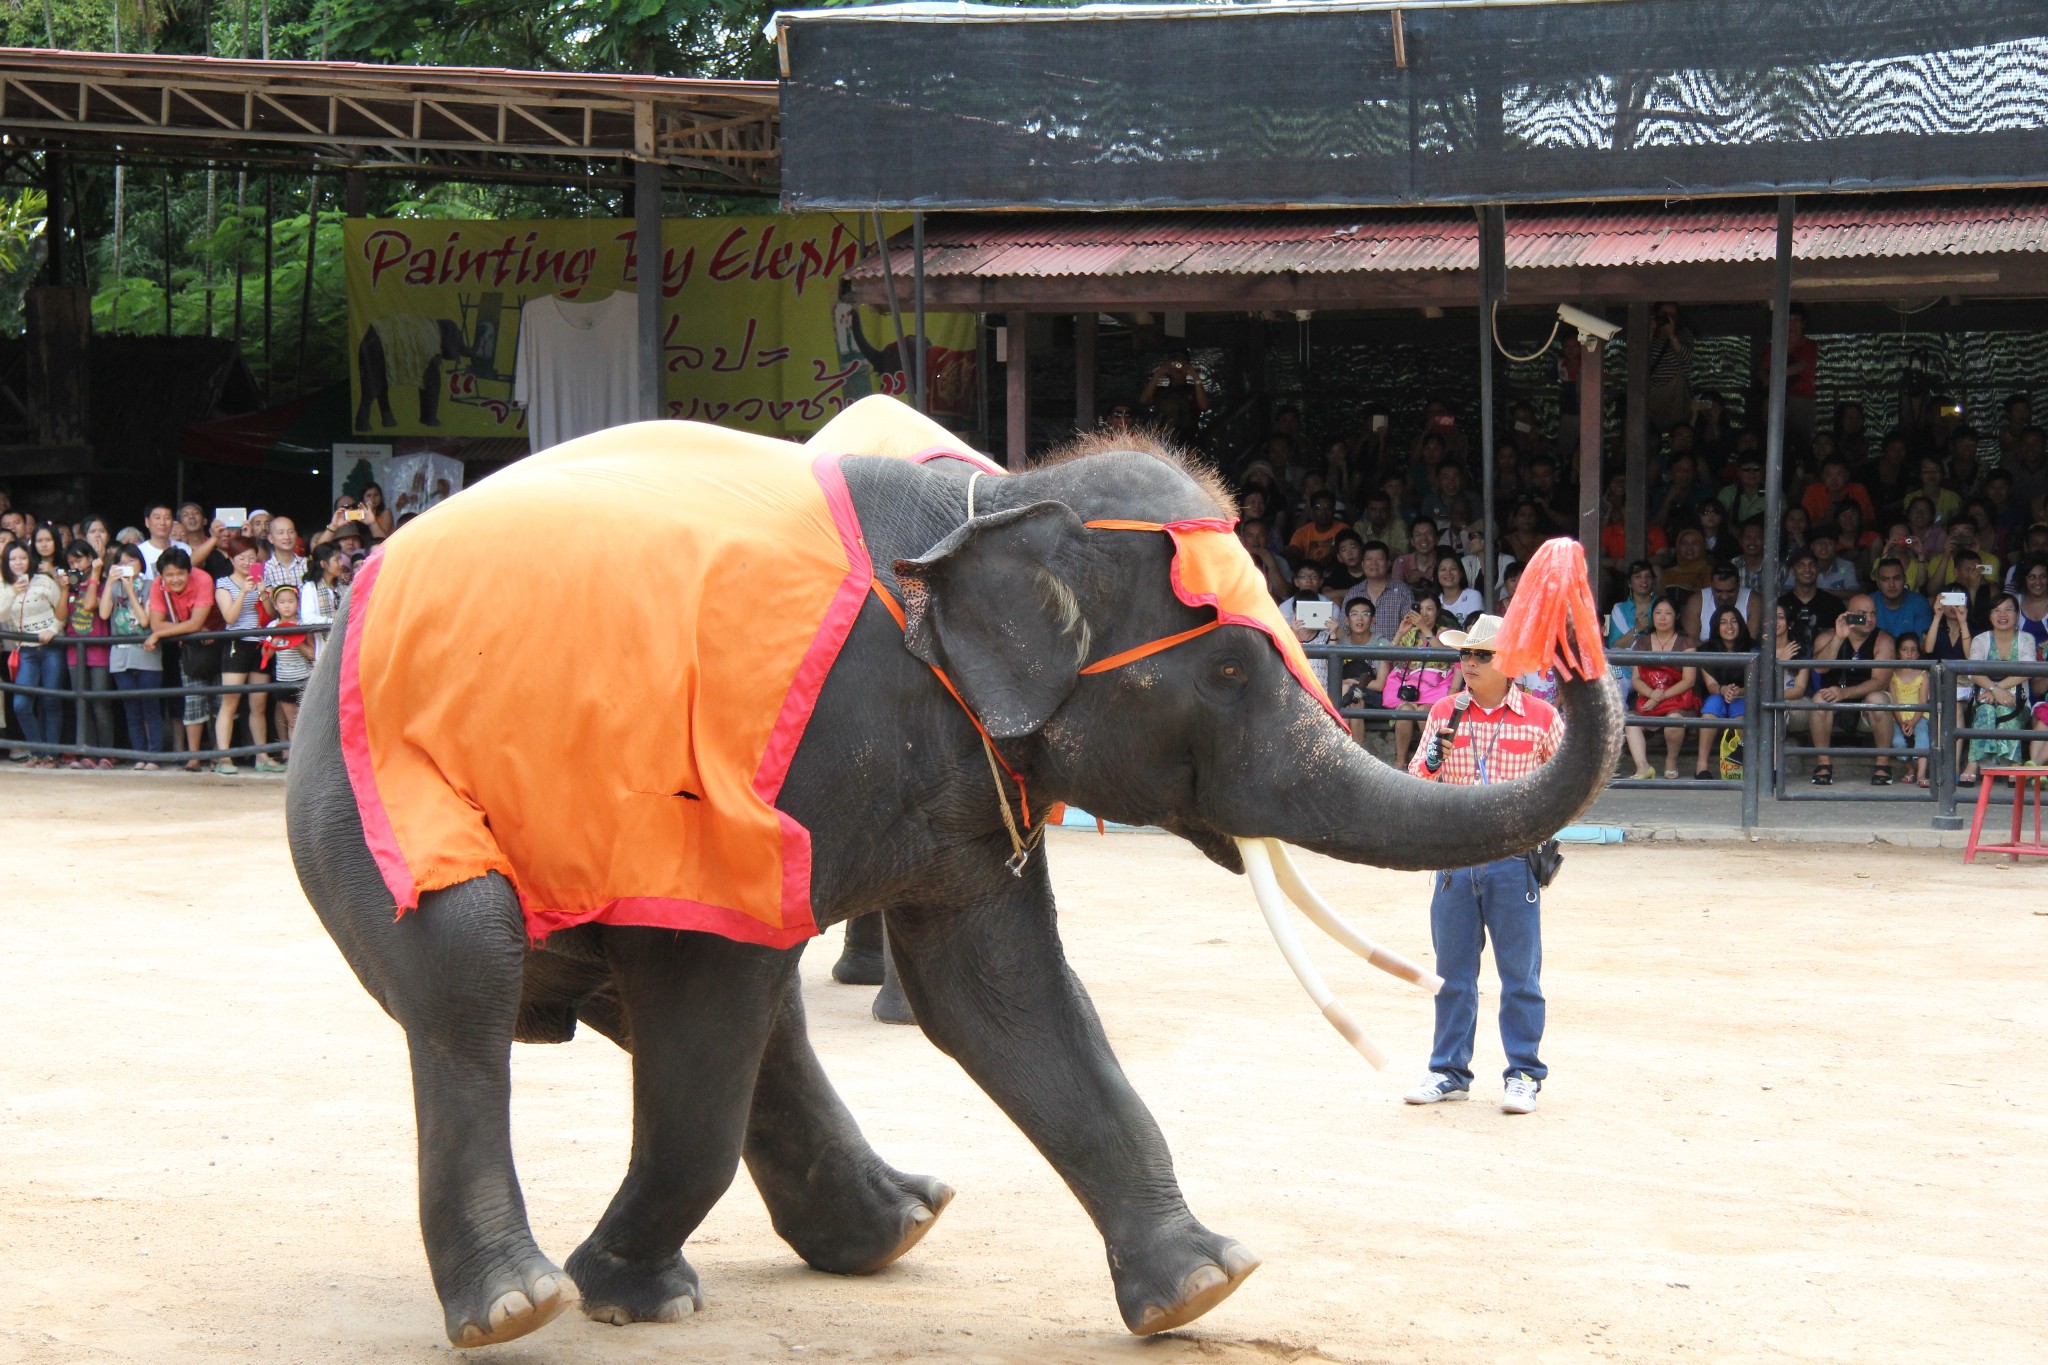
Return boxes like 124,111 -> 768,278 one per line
0,49 -> 779,192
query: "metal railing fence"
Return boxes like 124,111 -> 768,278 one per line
1303,640 -> 2048,831
1,622 -> 329,766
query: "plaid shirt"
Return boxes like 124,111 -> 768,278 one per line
261,553 -> 308,593
1406,684 -> 1564,786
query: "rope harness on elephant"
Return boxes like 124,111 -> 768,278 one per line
867,490 -> 1346,877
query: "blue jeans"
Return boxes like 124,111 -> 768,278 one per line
113,668 -> 165,754
10,643 -> 65,747
1701,693 -> 1745,721
1429,856 -> 1546,1084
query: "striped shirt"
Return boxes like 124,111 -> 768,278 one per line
1407,684 -> 1564,786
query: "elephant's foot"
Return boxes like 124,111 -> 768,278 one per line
777,1162 -> 954,1275
832,915 -> 885,986
1111,1228 -> 1260,1336
443,1254 -> 575,1348
872,975 -> 916,1024
565,1242 -> 704,1326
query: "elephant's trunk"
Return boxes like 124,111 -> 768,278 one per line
1283,672 -> 1623,872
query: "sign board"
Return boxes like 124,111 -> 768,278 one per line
344,214 -> 975,439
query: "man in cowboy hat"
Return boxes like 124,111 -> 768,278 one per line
1401,613 -> 1566,1115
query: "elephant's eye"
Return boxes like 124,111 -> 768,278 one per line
1216,658 -> 1245,681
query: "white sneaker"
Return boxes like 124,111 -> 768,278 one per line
1501,1072 -> 1541,1114
1403,1072 -> 1470,1105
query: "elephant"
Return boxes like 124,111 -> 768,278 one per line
286,398 -> 1621,1348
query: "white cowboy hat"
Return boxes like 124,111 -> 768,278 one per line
1438,613 -> 1505,652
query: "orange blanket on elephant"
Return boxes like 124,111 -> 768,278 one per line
338,420 -> 877,947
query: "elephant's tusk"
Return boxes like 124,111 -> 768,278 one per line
1263,840 -> 1444,996
1236,838 -> 1388,1070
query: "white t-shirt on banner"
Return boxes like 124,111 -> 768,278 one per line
513,290 -> 644,452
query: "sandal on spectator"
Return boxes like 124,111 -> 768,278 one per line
1694,768 -> 1714,780
1871,763 -> 1894,786
1662,768 -> 1678,780
1811,763 -> 1834,786
183,759 -> 206,773
211,760 -> 239,777
254,755 -> 288,773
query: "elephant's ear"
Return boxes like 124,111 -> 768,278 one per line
894,500 -> 1095,739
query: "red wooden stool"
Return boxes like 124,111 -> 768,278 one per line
1965,766 -> 2048,863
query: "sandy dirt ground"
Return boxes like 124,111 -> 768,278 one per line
3,771 -> 2046,1365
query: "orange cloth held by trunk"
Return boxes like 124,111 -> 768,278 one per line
339,420 -> 877,947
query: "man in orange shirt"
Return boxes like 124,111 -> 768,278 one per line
1800,455 -> 1876,530
1287,490 -> 1344,564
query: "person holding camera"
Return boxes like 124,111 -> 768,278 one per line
59,539 -> 117,768
1645,302 -> 1693,435
1385,593 -> 1453,766
1,537 -> 64,765
1138,348 -> 1210,447
100,543 -> 163,766
1401,615 -> 1566,1115
212,535 -> 282,776
1806,594 -> 1897,786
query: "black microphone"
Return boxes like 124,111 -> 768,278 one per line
1422,694 -> 1473,775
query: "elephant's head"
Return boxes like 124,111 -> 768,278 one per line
891,435 -> 1623,1051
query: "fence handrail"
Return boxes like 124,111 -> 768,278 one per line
1,622 -> 331,647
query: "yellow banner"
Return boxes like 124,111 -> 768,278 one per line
344,213 -> 976,439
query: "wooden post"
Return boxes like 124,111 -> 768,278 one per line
344,168 -> 368,218
634,158 -> 664,421
296,174 -> 320,396
1577,336 -> 1603,578
262,173 -> 275,403
42,152 -> 64,285
1006,310 -> 1030,469
26,286 -> 91,448
1075,311 -> 1097,432
1625,300 -> 1651,563
161,172 -> 173,336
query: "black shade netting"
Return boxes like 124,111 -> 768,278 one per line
780,0 -> 2048,209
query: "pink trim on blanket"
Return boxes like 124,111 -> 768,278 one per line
907,443 -> 1008,475
521,893 -> 819,950
334,547 -> 422,915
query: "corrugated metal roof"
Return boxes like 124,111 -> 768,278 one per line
845,194 -> 2048,281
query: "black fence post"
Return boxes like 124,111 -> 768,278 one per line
1932,659 -> 1963,829
69,637 -> 86,759
1740,647 -> 1762,829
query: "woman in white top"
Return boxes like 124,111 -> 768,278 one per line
296,543 -> 350,659
1963,593 -> 2038,781
1433,552 -> 1485,628
1,538 -> 65,766
212,535 -> 281,776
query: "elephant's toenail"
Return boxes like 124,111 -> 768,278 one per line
909,1206 -> 933,1225
489,1290 -> 533,1328
1182,1265 -> 1227,1296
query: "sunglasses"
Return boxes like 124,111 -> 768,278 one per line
1458,649 -> 1495,661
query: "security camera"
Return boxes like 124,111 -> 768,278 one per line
1557,304 -> 1621,345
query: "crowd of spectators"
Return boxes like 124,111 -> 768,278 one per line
0,485 -> 396,772
1125,326 -> 2048,784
